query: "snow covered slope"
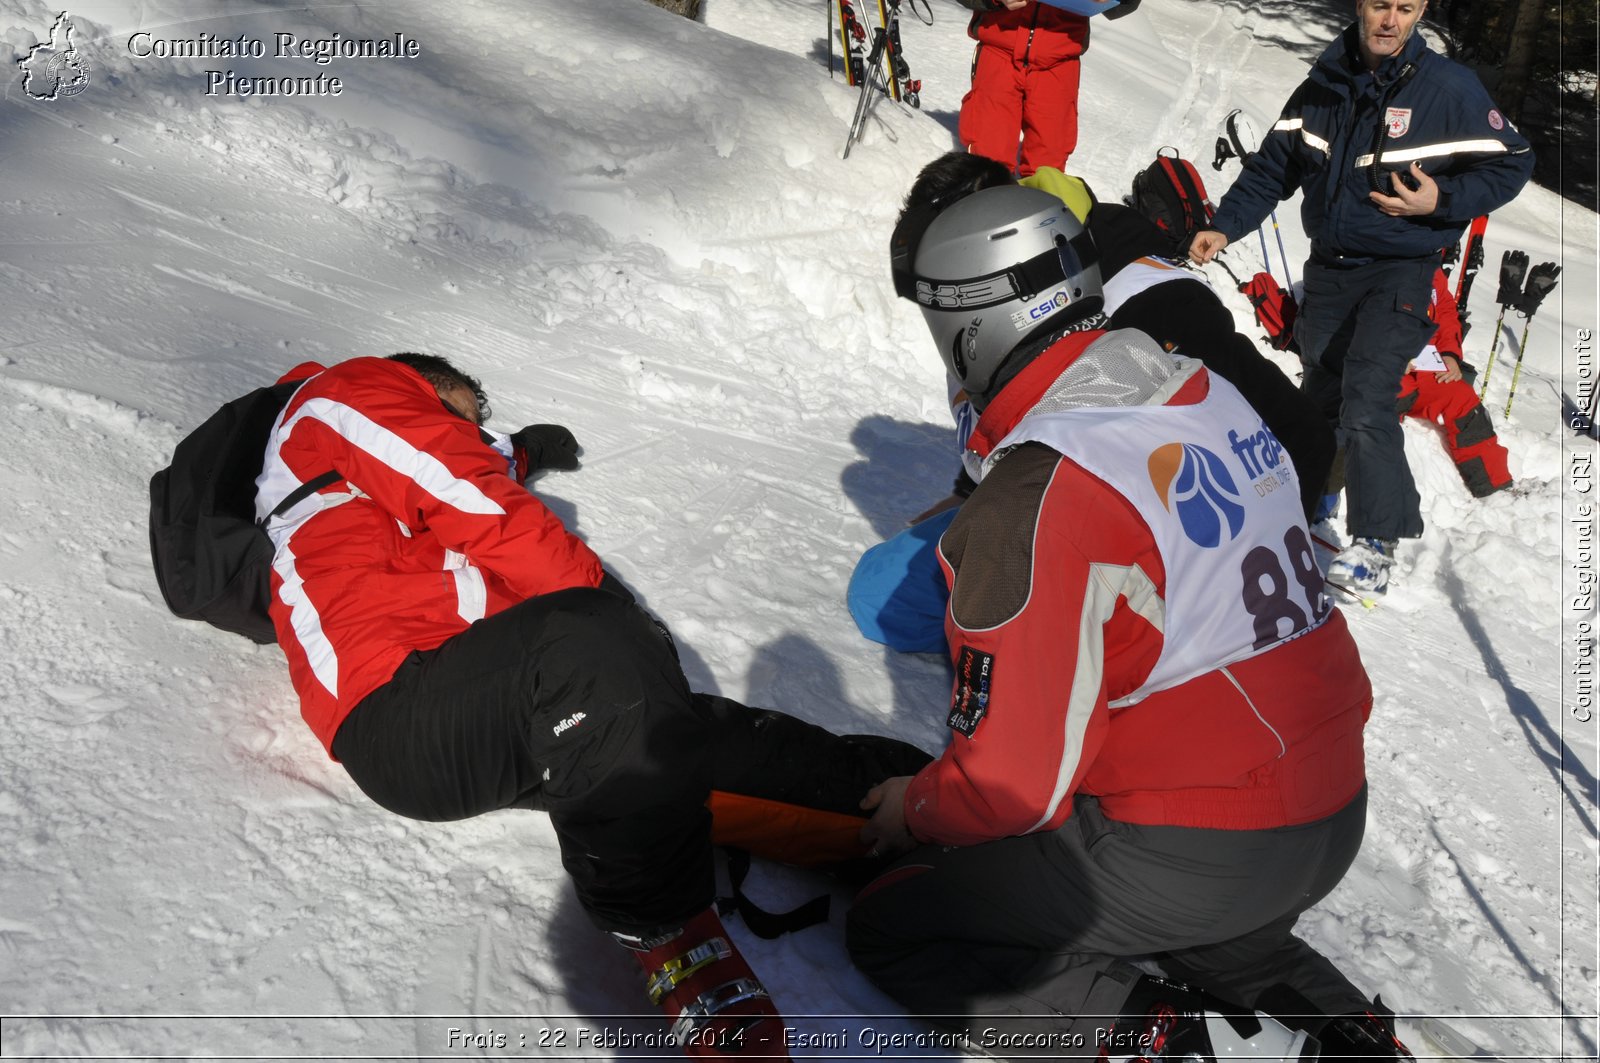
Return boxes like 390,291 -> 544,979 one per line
1,0 -> 1594,1058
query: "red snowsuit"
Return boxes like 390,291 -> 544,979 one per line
255,357 -> 605,752
1395,271 -> 1513,497
957,1 -> 1090,176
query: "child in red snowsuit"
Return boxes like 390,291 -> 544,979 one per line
1397,269 -> 1513,497
957,0 -> 1089,176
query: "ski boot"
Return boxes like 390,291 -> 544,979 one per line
1326,537 -> 1396,595
614,906 -> 789,1060
1316,997 -> 1415,1061
1100,974 -> 1317,1062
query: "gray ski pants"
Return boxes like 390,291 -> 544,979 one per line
845,788 -> 1371,1052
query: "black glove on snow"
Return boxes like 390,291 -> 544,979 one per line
512,424 -> 580,472
1497,249 -> 1528,307
1520,261 -> 1561,317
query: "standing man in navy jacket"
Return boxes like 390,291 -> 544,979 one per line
1190,0 -> 1533,595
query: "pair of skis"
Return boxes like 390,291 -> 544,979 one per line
830,0 -> 927,158
1441,214 -> 1487,336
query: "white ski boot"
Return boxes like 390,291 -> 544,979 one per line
1101,975 -> 1317,1062
1326,537 -> 1396,595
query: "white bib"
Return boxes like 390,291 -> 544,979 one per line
992,358 -> 1327,703
1101,257 -> 1208,315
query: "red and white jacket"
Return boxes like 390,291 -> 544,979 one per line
906,330 -> 1372,845
254,358 -> 604,754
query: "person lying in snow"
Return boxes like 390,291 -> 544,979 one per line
253,351 -> 927,1060
1392,268 -> 1513,497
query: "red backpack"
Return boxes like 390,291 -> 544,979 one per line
1129,147 -> 1216,257
1241,272 -> 1299,352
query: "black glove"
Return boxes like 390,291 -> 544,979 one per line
511,424 -> 580,472
1496,249 -> 1528,307
1519,261 -> 1561,317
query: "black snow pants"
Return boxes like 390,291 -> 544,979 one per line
1295,255 -> 1438,541
333,586 -> 929,937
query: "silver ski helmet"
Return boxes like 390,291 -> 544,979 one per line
891,184 -> 1102,401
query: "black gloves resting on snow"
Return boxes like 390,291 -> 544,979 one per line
1497,249 -> 1528,307
512,423 -> 581,472
1495,250 -> 1561,317
1521,261 -> 1561,316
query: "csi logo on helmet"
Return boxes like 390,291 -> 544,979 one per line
1147,442 -> 1246,548
1011,289 -> 1071,331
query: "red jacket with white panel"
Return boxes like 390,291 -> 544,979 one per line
905,330 -> 1372,845
254,358 -> 605,754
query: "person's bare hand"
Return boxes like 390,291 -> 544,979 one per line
860,776 -> 917,858
1189,230 -> 1229,264
1369,162 -> 1439,216
1437,353 -> 1463,384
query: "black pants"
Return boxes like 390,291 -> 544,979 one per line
1111,281 -> 1337,524
332,588 -> 932,936
1296,256 -> 1438,541
333,587 -> 716,936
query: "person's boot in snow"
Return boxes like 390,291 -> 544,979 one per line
1099,974 -> 1315,1062
1316,998 -> 1415,1061
1327,537 -> 1396,595
614,906 -> 789,1060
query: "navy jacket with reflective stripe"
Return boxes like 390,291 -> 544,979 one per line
1211,23 -> 1534,264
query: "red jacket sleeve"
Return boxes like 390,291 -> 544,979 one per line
275,358 -> 604,600
902,452 -> 1161,846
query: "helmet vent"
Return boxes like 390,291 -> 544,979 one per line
990,228 -> 1018,240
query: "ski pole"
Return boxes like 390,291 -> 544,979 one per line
1480,249 -> 1529,399
1270,211 -> 1294,289
842,22 -> 892,157
1502,261 -> 1561,417
1477,303 -> 1510,400
1256,227 -> 1273,280
827,0 -> 835,80
1503,317 -> 1534,417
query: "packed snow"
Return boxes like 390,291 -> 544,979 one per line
0,0 -> 1595,1058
